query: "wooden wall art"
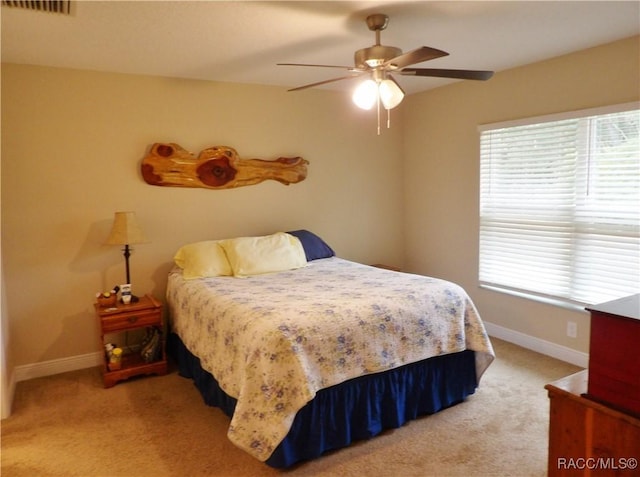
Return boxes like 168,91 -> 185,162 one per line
141,143 -> 308,190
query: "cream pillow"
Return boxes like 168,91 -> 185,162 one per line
173,241 -> 232,279
221,232 -> 307,277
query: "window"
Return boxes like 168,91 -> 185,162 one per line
479,103 -> 639,306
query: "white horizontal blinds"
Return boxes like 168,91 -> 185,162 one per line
479,106 -> 640,305
572,109 -> 640,303
480,119 -> 579,300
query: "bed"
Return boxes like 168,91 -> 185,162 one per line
166,230 -> 495,468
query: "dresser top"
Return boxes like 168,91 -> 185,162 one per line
586,293 -> 640,321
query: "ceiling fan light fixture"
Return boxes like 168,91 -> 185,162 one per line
279,13 -> 493,133
379,79 -> 404,109
352,79 -> 378,110
352,77 -> 404,111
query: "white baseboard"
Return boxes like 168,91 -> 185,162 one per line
14,351 -> 102,383
485,321 -> 588,368
1,371 -> 16,420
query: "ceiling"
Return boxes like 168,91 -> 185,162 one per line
2,1 -> 639,95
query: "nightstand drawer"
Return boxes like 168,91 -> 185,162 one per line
101,309 -> 160,333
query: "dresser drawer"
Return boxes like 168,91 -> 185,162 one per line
101,309 -> 161,333
586,294 -> 640,416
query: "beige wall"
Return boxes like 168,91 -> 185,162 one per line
1,35 -> 638,376
403,36 -> 640,354
1,65 -> 404,367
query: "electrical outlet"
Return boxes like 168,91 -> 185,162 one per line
567,321 -> 578,338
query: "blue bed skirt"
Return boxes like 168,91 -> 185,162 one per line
167,332 -> 477,468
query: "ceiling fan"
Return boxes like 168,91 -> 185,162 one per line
278,14 -> 493,132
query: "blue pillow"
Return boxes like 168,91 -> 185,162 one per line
287,230 -> 335,261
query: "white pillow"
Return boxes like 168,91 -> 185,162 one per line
221,232 -> 307,277
173,241 -> 232,279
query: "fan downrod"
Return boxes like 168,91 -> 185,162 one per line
355,14 -> 400,69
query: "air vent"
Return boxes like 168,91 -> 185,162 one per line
1,0 -> 72,14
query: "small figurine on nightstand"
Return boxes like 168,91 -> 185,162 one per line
108,348 -> 123,370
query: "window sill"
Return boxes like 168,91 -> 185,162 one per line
479,284 -> 589,313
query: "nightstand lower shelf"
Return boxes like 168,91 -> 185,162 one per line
103,355 -> 167,388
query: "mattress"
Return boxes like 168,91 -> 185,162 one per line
167,257 -> 495,462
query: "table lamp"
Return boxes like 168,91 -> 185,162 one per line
105,211 -> 149,303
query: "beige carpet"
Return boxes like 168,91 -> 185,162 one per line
1,338 -> 581,477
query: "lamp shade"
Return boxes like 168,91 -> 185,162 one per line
379,79 -> 404,110
352,79 -> 378,110
105,211 -> 149,245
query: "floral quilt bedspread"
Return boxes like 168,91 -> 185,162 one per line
167,257 -> 495,462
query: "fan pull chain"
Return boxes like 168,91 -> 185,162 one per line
374,98 -> 394,135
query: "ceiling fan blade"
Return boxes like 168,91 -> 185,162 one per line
400,68 -> 494,81
384,46 -> 449,69
287,74 -> 364,92
278,63 -> 362,72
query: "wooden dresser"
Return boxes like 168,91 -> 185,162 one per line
546,371 -> 640,476
546,294 -> 640,476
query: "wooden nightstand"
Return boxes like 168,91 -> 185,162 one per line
94,294 -> 167,388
